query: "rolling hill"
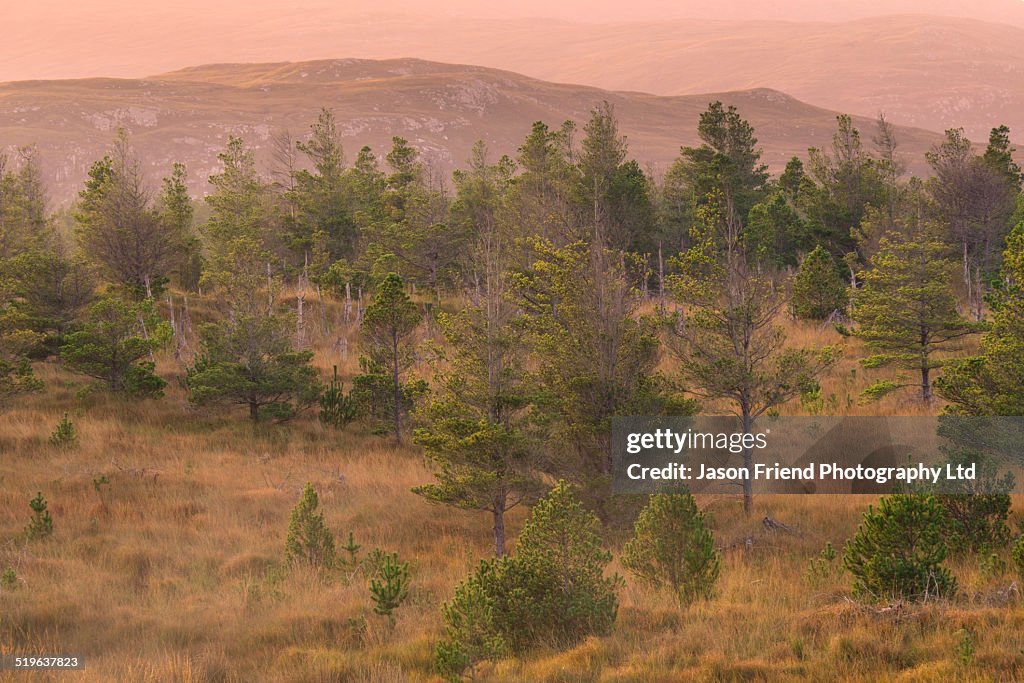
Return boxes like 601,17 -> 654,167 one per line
0,58 -> 949,205
5,7 -> 1024,141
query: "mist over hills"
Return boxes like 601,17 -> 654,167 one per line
0,58 -> 949,206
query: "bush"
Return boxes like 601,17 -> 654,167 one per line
284,483 -> 336,568
934,449 -> 1013,555
1011,535 -> 1024,580
1,567 -> 17,590
49,413 -> 78,449
621,493 -> 720,605
844,494 -> 956,601
436,481 -> 620,678
319,366 -> 357,429
59,295 -> 168,398
369,551 -> 411,622
791,245 -> 848,320
23,491 -> 53,541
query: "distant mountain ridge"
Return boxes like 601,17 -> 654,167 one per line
0,58 -> 950,206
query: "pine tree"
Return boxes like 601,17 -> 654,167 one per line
791,245 -> 848,320
435,481 -> 620,677
852,226 -> 982,402
60,295 -> 168,397
513,238 -> 693,522
187,313 -> 320,421
23,491 -> 53,541
622,493 -> 720,606
844,494 -> 956,601
49,413 -> 78,449
937,223 -> 1024,415
288,108 -> 359,263
669,200 -> 838,515
353,273 -> 422,441
285,483 -> 336,568
75,132 -> 187,298
369,552 -> 411,622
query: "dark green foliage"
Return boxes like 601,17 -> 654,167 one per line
791,245 -> 849,320
49,413 -> 78,449
341,531 -> 361,566
844,494 -> 956,601
0,358 -> 42,408
937,224 -> 1024,415
318,366 -> 357,429
24,491 -> 53,541
932,449 -> 1013,555
436,482 -> 620,677
369,551 -> 411,621
621,493 -> 720,605
513,239 -> 694,521
745,191 -> 810,268
284,483 -> 336,568
75,133 -> 188,297
1,567 -> 17,590
353,273 -> 422,440
187,313 -> 320,421
60,295 -> 168,397
853,227 -> 982,402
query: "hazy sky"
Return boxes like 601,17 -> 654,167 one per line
5,0 -> 1024,81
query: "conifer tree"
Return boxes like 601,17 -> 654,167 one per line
285,483 -> 336,568
187,312 -> 320,421
369,552 -> 411,623
852,226 -> 982,402
513,238 -> 692,521
60,294 -> 168,397
937,223 -> 1024,415
791,245 -> 849,320
75,132 -> 188,298
288,108 -> 359,263
436,481 -> 620,677
669,200 -> 838,515
23,491 -> 53,541
353,273 -> 422,441
844,494 -> 956,601
622,493 -> 720,606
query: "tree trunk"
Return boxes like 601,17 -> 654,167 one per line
392,332 -> 402,443
492,506 -> 506,557
742,410 -> 754,517
250,401 -> 259,421
921,366 -> 932,402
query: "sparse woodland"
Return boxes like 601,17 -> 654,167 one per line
2,101 -> 1024,681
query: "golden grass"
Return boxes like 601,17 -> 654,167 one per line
0,314 -> 1019,682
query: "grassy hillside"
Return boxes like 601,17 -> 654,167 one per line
2,294 -> 1020,682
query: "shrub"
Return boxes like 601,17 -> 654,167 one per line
621,492 -> 720,605
369,551 -> 411,622
436,481 -> 620,678
59,295 -> 168,398
791,245 -> 848,320
1011,535 -> 1024,580
49,413 -> 78,449
284,483 -> 336,568
23,491 -> 53,541
806,541 -> 840,585
844,494 -> 956,601
319,366 -> 357,429
934,449 -> 1013,555
1,567 -> 17,590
